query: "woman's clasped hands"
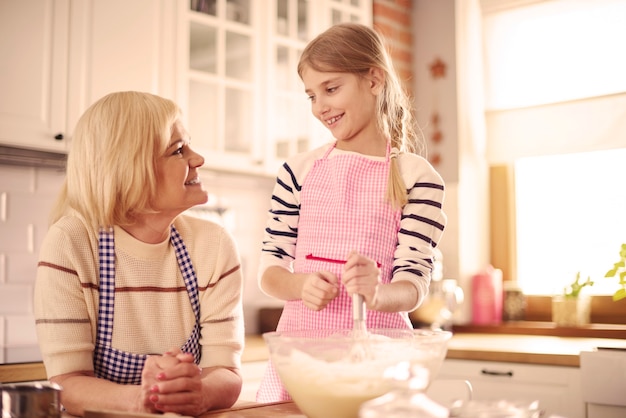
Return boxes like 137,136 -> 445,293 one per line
140,348 -> 204,415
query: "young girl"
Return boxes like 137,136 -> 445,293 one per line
256,23 -> 447,402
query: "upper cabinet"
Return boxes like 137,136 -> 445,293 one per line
180,0 -> 372,176
0,0 -> 177,153
0,0 -> 371,174
0,0 -> 71,152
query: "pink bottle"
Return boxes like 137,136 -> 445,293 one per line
471,266 -> 503,325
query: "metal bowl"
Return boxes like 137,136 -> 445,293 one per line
1,382 -> 62,418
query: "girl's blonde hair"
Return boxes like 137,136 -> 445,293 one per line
297,23 -> 425,208
50,91 -> 181,229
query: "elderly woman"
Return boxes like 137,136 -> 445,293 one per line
34,91 -> 244,416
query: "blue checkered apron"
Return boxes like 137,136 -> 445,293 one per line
93,225 -> 201,384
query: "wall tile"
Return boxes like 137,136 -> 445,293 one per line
0,165 -> 36,193
7,193 -> 55,233
0,223 -> 30,252
34,168 -> 65,194
6,314 -> 37,345
0,317 -> 4,363
0,317 -> 5,346
4,346 -> 42,363
0,284 -> 33,314
7,253 -> 38,284
0,253 -> 5,283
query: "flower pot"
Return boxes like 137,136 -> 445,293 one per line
551,295 -> 591,326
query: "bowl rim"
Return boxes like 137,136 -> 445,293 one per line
262,328 -> 453,342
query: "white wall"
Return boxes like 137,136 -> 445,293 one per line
0,163 -> 277,363
413,0 -> 491,324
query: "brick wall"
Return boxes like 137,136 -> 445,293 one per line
373,0 -> 414,93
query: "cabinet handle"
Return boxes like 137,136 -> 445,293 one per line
54,133 -> 64,140
481,368 -> 513,377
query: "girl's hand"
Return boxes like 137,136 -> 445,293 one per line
301,271 -> 339,311
342,251 -> 381,308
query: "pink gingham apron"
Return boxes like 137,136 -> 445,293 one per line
93,225 -> 201,384
256,142 -> 411,402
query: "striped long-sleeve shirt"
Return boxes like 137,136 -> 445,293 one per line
259,143 -> 447,310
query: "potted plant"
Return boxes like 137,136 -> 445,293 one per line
604,243 -> 626,301
552,272 -> 594,326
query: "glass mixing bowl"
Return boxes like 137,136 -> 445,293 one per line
263,328 -> 452,418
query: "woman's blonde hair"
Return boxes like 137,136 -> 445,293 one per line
50,91 -> 180,229
297,23 -> 425,208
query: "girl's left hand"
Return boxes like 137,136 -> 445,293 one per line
342,251 -> 381,308
147,348 -> 205,415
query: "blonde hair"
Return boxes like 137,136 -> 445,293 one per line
297,23 -> 425,208
50,91 -> 181,229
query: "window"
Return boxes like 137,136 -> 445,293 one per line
483,0 -> 626,110
482,0 -> 626,304
515,149 -> 626,296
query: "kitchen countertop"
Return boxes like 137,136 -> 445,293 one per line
202,401 -> 302,417
66,402 -> 302,418
244,332 -> 626,367
443,333 -> 625,366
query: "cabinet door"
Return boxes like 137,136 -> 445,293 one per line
439,359 -> 584,418
0,0 -> 177,153
262,0 -> 316,174
0,0 -> 70,152
180,0 -> 372,176
263,0 -> 373,175
183,0 -> 262,173
66,0 -> 178,133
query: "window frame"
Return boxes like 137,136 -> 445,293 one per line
489,165 -> 626,327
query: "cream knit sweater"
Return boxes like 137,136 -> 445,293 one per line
34,214 -> 244,379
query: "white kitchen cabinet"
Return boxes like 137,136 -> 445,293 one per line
0,0 -> 177,153
1,0 -> 372,173
179,0 -> 371,176
0,0 -> 71,152
580,349 -> 626,418
438,359 -> 584,418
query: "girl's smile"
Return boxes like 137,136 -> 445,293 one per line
301,67 -> 383,151
324,113 -> 344,127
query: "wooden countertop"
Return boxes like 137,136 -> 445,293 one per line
69,402 -> 302,418
201,401 -> 302,417
244,332 -> 626,367
444,333 -> 625,367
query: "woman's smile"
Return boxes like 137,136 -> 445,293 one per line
184,176 -> 201,186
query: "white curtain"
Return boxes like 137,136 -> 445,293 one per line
486,92 -> 626,162
481,0 -> 626,163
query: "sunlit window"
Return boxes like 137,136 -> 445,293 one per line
482,0 -> 626,298
483,0 -> 626,109
515,149 -> 626,295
